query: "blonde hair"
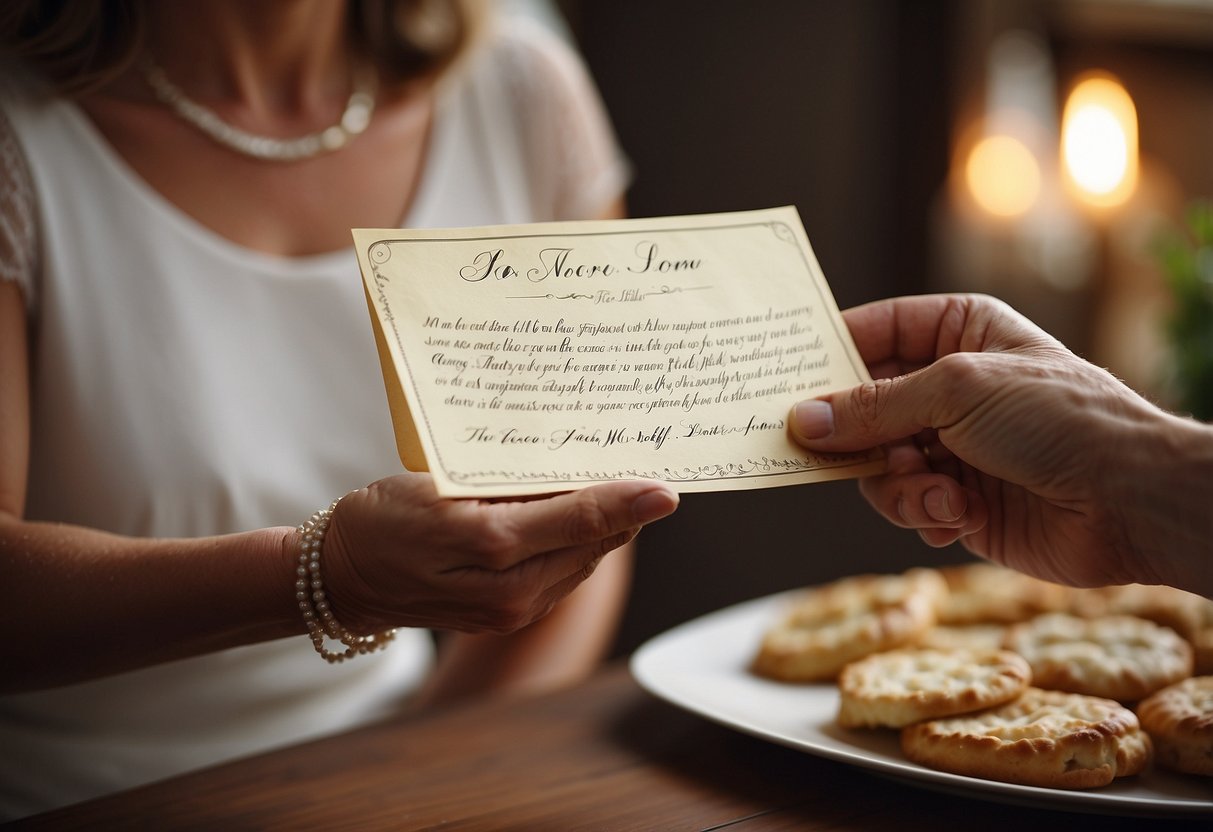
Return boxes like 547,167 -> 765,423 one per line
0,0 -> 486,96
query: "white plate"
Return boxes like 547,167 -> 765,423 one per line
629,590 -> 1213,818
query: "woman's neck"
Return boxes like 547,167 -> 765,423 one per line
143,0 -> 354,117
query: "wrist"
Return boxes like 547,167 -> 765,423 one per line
316,495 -> 401,636
291,500 -> 397,663
1108,410 -> 1213,595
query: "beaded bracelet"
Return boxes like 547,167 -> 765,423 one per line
296,499 -> 397,663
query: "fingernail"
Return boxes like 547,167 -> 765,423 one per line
924,487 -> 961,522
791,400 -> 834,440
632,488 -> 679,523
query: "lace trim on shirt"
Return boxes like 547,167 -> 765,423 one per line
0,105 -> 37,308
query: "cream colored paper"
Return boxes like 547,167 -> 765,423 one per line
354,206 -> 884,497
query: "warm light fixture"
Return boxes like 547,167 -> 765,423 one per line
1061,73 -> 1138,209
964,134 -> 1042,218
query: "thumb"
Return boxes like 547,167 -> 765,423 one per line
789,369 -> 953,452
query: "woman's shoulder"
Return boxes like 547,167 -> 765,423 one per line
426,13 -> 629,222
461,16 -> 596,111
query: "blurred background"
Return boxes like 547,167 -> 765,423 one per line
526,0 -> 1213,655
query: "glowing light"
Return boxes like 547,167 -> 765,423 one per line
1061,74 -> 1138,209
965,134 -> 1041,218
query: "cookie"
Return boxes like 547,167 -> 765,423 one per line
837,647 -> 1031,728
1003,613 -> 1193,702
935,562 -> 1071,625
916,623 -> 1008,651
1192,627 -> 1213,677
1069,583 -> 1213,641
1136,676 -> 1213,777
752,569 -> 946,681
1182,598 -> 1213,676
901,687 -> 1152,789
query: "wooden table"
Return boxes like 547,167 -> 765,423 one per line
14,664 -> 1210,831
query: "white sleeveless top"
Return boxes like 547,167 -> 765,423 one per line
0,19 -> 627,820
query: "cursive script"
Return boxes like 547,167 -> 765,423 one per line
459,242 -> 702,284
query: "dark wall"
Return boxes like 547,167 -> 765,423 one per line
558,1 -> 968,654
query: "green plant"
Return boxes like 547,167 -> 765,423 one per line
1154,200 -> 1213,421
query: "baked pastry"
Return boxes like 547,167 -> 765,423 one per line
1003,613 -> 1193,702
837,647 -> 1031,729
935,562 -> 1070,625
1136,676 -> 1213,777
1192,627 -> 1213,677
1060,582 -> 1213,674
902,687 -> 1152,789
1069,583 -> 1213,643
752,569 -> 946,681
916,623 -> 1007,651
1183,599 -> 1213,676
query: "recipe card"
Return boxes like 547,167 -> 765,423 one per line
354,206 -> 885,497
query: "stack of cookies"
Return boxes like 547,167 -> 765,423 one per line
753,562 -> 1213,789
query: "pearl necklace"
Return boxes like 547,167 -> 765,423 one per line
140,59 -> 376,162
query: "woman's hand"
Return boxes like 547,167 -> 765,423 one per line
787,293 -> 1213,594
316,474 -> 678,634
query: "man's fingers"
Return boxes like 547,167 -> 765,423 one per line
840,294 -> 962,369
856,470 -> 990,544
919,527 -> 965,548
858,472 -> 968,528
839,294 -> 1044,371
789,375 -> 927,452
795,294 -> 1055,456
789,353 -> 984,454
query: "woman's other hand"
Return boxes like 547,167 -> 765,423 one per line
314,474 -> 678,634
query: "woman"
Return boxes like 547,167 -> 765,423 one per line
0,0 -> 677,818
